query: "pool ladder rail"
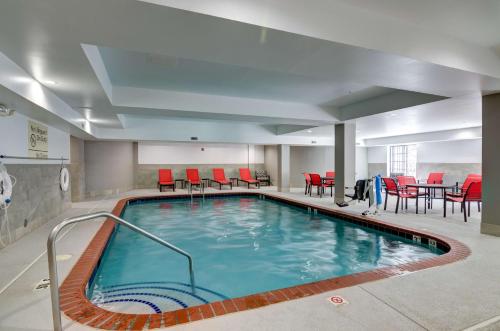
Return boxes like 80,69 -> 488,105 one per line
47,211 -> 196,331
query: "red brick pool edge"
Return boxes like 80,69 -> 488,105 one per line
59,193 -> 471,330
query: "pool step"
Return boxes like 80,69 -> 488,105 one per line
91,281 -> 228,314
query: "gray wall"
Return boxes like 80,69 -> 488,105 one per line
264,145 -> 278,185
135,163 -> 265,189
70,136 -> 85,202
417,163 -> 481,185
84,141 -> 135,198
1,165 -> 71,248
368,163 -> 387,178
290,146 -> 335,187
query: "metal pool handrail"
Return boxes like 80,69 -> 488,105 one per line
47,211 -> 195,331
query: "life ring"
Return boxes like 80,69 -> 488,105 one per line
60,167 -> 70,192
0,163 -> 13,207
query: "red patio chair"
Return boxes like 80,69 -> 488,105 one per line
309,173 -> 332,197
158,169 -> 175,192
186,168 -> 203,193
238,168 -> 260,188
449,174 -> 481,197
211,168 -> 232,190
427,172 -> 444,184
324,171 -> 335,186
444,180 -> 481,222
303,173 -> 311,195
383,177 -> 426,214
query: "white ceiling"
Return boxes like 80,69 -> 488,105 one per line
99,46 -> 389,104
0,0 -> 496,144
334,0 -> 500,48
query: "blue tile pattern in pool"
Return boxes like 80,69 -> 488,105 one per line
88,196 -> 443,313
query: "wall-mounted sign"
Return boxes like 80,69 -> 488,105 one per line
28,120 -> 48,158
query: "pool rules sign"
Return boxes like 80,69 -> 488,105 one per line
28,120 -> 48,158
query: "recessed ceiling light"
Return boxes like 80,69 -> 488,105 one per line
307,129 -> 313,133
389,113 -> 397,117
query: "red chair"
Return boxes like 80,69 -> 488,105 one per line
449,174 -> 481,197
444,181 -> 481,222
303,173 -> 311,195
211,168 -> 232,190
309,173 -> 332,197
324,171 -> 335,186
238,168 -> 260,188
382,177 -> 426,214
426,172 -> 444,184
186,168 -> 203,193
158,169 -> 175,192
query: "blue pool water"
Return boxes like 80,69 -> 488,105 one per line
89,196 -> 442,313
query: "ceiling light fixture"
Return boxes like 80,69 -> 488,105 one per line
307,129 -> 313,133
43,80 -> 57,85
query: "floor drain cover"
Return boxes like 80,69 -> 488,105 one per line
327,295 -> 348,306
34,278 -> 50,291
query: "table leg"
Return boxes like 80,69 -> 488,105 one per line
416,188 -> 419,214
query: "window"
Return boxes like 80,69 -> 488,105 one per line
389,144 -> 416,177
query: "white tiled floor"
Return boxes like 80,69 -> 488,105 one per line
0,187 -> 499,331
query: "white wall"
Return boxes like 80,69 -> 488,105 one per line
367,146 -> 388,164
356,146 -> 368,179
0,112 -> 70,164
138,142 -> 264,165
367,140 -> 482,164
417,139 -> 481,163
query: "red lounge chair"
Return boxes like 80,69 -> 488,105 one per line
324,171 -> 335,186
444,181 -> 481,222
211,168 -> 232,190
303,173 -> 311,195
383,177 -> 426,213
186,168 -> 203,192
238,168 -> 260,188
309,173 -> 332,197
157,169 -> 175,192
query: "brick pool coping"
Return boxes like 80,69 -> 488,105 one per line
59,192 -> 471,330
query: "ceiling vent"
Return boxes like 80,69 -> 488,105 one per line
190,137 -> 198,141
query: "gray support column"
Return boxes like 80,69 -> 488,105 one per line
277,144 -> 290,192
334,123 -> 356,203
481,93 -> 500,236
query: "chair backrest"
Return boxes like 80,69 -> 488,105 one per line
382,177 -> 398,193
239,168 -> 253,180
186,168 -> 200,182
326,171 -> 335,178
427,172 -> 444,184
309,173 -> 322,185
465,181 -> 482,201
158,169 -> 173,182
397,176 -> 417,186
462,174 -> 482,191
304,173 -> 311,184
212,168 -> 226,181
255,169 -> 267,177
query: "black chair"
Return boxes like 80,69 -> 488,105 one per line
255,169 -> 271,186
